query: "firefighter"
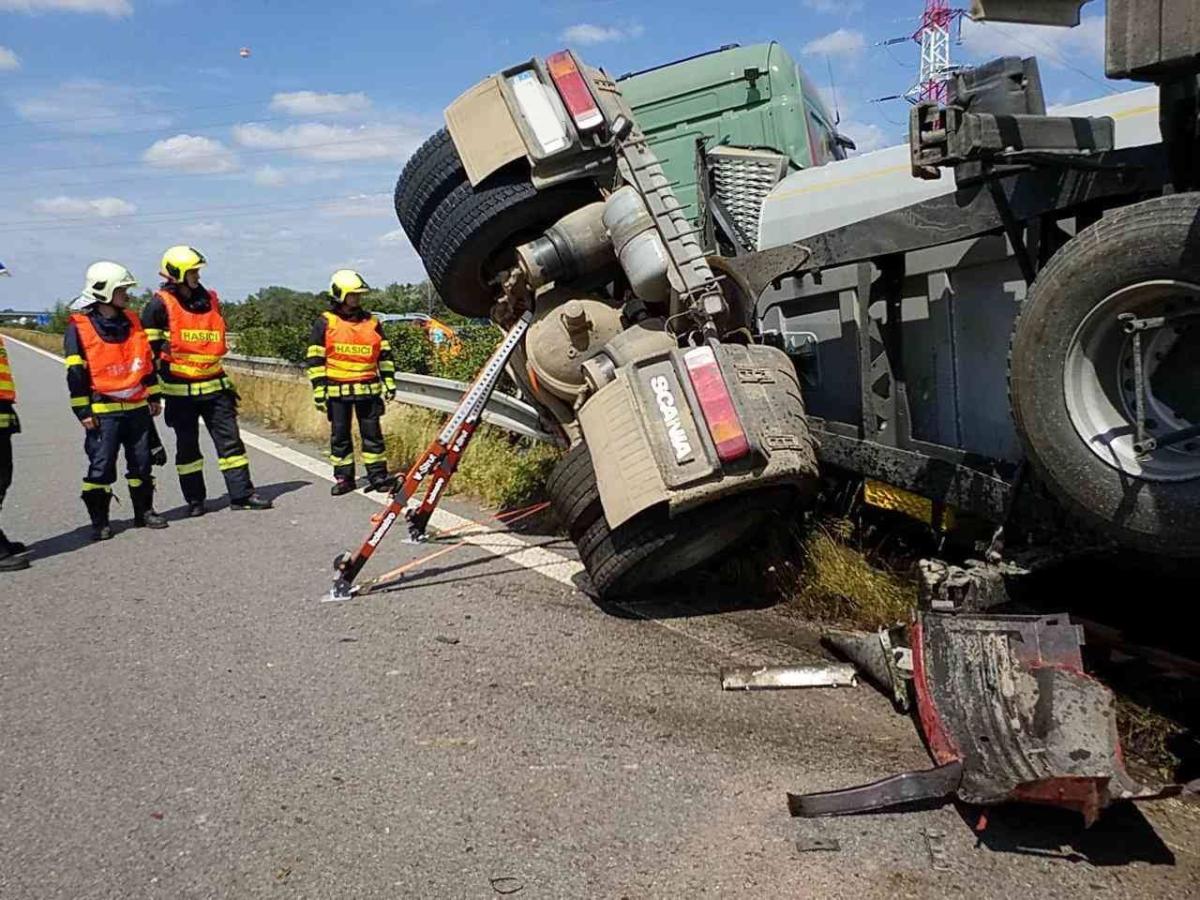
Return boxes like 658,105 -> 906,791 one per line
0,333 -> 30,571
306,270 -> 396,495
140,246 -> 272,516
64,262 -> 168,540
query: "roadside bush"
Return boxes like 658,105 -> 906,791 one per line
384,325 -> 432,375
232,369 -> 557,508
233,324 -> 310,363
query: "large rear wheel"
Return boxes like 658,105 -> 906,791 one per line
417,172 -> 599,317
1009,193 -> 1200,558
546,441 -> 602,542
393,128 -> 465,251
578,489 -> 798,599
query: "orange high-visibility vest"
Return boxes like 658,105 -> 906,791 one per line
70,311 -> 153,402
323,311 -> 381,383
0,335 -> 14,402
157,289 -> 228,381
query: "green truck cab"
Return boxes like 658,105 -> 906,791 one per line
619,42 -> 849,229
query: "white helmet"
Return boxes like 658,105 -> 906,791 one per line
71,261 -> 137,310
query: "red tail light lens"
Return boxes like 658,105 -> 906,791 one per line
546,50 -> 604,132
683,346 -> 750,463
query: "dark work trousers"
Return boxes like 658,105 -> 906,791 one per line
328,396 -> 387,482
165,390 -> 254,503
0,430 -> 11,512
82,407 -> 154,496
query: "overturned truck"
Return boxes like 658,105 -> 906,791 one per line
393,0 -> 1199,598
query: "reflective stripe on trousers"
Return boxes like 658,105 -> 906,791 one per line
165,390 -> 253,503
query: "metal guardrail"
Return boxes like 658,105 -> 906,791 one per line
223,353 -> 558,444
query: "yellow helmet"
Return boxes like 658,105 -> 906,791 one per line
330,269 -> 370,302
161,245 -> 207,283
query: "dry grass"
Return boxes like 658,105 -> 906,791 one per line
0,327 -> 62,355
231,371 -> 560,509
757,520 -> 920,631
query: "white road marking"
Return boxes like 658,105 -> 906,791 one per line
5,334 -> 815,666
4,334 -> 63,364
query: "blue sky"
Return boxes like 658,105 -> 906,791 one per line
1,0 -> 1118,308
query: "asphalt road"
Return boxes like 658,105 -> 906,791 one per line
1,336 -> 1198,900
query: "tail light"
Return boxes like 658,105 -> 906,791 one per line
683,346 -> 750,463
546,50 -> 604,132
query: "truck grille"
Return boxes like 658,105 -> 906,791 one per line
708,147 -> 789,251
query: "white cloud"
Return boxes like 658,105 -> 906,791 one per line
182,222 -> 229,239
15,79 -> 170,133
961,14 -> 1106,70
378,228 -> 410,246
839,121 -> 890,154
270,91 -> 372,117
320,194 -> 391,219
561,22 -> 644,45
803,28 -> 866,58
143,134 -> 239,174
802,0 -> 863,12
0,0 -> 131,15
33,195 -> 136,218
253,165 -> 287,187
0,46 -> 20,71
232,122 -> 420,162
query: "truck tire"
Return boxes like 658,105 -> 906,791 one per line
546,442 -> 602,541
578,488 -> 797,599
393,128 -> 465,250
1010,193 -> 1200,559
418,172 -> 599,316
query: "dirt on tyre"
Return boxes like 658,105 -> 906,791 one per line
546,442 -> 602,542
417,171 -> 599,317
393,129 -> 465,251
1009,193 -> 1200,559
578,488 -> 798,599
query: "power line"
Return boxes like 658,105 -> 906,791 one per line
0,132 -> 416,176
0,89 -> 378,131
0,161 -> 394,197
0,109 -> 388,149
0,191 -> 392,234
964,21 -> 1119,96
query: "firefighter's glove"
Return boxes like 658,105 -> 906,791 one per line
314,398 -> 327,414
151,445 -> 168,468
384,389 -> 396,402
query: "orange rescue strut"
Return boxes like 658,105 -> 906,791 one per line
329,310 -> 534,601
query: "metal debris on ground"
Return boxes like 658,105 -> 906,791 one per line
791,609 -> 1178,825
923,828 -> 951,871
823,626 -> 912,710
789,761 -> 965,817
489,876 -> 524,895
721,664 -> 857,691
795,834 -> 841,853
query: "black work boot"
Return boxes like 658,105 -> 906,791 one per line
187,500 -> 207,518
231,493 -> 273,510
0,528 -> 30,571
131,483 -> 168,530
82,491 -> 114,541
0,546 -> 29,571
366,470 -> 392,494
331,477 -> 356,497
0,529 -> 28,557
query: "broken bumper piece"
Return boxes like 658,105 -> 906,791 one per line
792,611 -> 1166,826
